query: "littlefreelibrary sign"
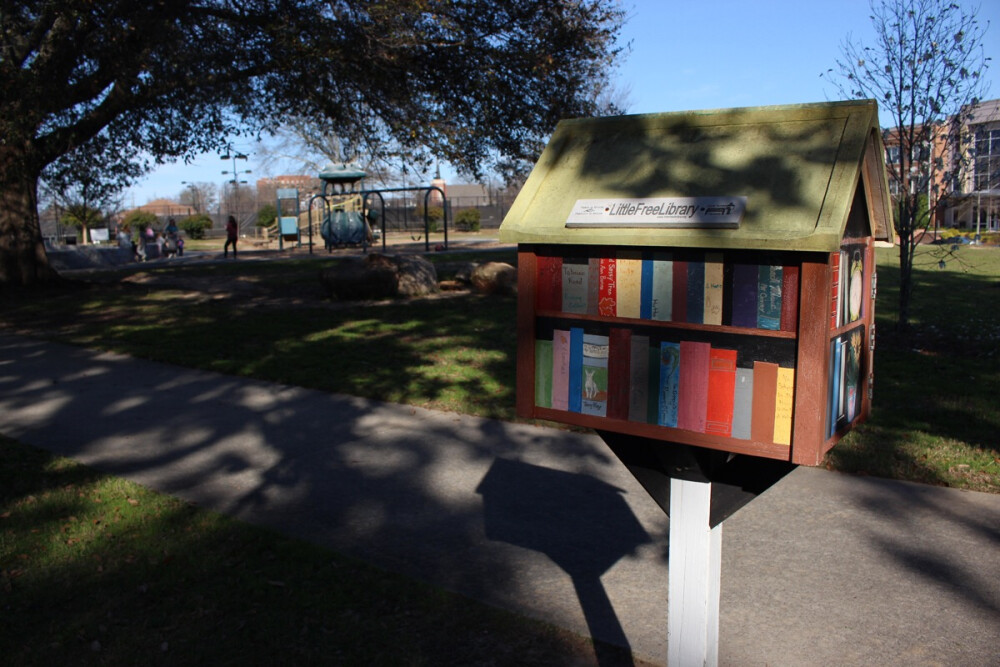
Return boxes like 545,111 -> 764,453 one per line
566,197 -> 746,228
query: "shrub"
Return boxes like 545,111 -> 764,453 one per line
417,205 -> 444,233
257,203 -> 277,227
455,208 -> 481,232
180,214 -> 214,240
121,210 -> 158,233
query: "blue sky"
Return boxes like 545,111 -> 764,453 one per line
125,0 -> 1000,205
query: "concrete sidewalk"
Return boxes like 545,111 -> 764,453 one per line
1,332 -> 998,665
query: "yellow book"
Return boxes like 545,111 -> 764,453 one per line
773,366 -> 795,445
703,252 -> 724,325
615,251 -> 642,318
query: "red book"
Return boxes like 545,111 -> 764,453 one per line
671,260 -> 688,323
598,255 -> 617,317
705,348 -> 737,436
751,361 -> 779,444
780,265 -> 800,332
677,341 -> 710,432
606,328 -> 632,420
536,255 -> 562,312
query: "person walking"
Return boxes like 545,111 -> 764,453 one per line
224,215 -> 238,259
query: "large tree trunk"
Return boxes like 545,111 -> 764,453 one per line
0,145 -> 56,288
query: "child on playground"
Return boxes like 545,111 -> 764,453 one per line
224,215 -> 238,258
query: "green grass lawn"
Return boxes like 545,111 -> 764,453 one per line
1,244 -> 997,491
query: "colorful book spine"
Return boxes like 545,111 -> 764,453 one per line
686,259 -> 705,324
569,328 -> 585,413
561,258 -> 589,314
615,251 -> 642,319
830,251 -> 841,329
827,338 -> 839,438
732,368 -> 754,439
658,342 -> 681,427
750,361 -> 779,443
731,263 -> 758,328
598,256 -> 617,317
580,333 -> 609,417
773,366 -> 795,445
650,253 -> 673,321
705,348 -> 737,436
534,339 -> 553,408
780,265 -> 800,332
639,256 -> 654,320
757,265 -> 783,330
551,329 -> 571,411
703,253 -> 724,326
536,255 -> 562,312
672,261 -> 688,323
678,341 -> 710,432
628,334 -> 650,423
607,329 -> 631,420
587,257 -> 601,316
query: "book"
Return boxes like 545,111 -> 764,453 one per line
615,251 -> 642,318
551,329 -> 572,411
672,260 -> 688,323
561,258 -> 589,314
779,265 -> 800,332
639,256 -> 654,320
705,348 -> 737,436
845,248 -> 865,324
658,342 -> 681,427
757,264 -> 783,330
598,256 -> 617,317
650,253 -> 674,321
732,367 -> 754,439
686,259 -> 705,324
844,328 -> 862,422
568,328 -> 585,413
830,250 -> 843,329
678,340 -> 710,433
827,337 -> 840,438
751,361 -> 779,443
607,328 -> 631,420
773,366 -> 795,446
731,263 -> 758,328
536,255 -> 562,311
534,338 -> 553,408
703,253 -> 725,325
647,345 -> 660,424
587,257 -> 601,316
628,334 -> 651,423
580,333 -> 609,417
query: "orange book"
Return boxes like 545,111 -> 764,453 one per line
705,348 -> 737,436
750,361 -> 779,443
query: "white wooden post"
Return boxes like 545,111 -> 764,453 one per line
668,477 -> 722,667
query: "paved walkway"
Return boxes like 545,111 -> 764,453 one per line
1,333 -> 998,666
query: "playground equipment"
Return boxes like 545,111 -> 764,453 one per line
309,163 -> 374,252
275,188 -> 301,250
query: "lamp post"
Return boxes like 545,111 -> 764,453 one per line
221,151 -> 252,233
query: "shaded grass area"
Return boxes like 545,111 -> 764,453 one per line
1,245 -> 997,494
0,435 -> 648,666
824,246 -> 1000,492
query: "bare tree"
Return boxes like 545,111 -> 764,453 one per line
178,182 -> 218,216
824,0 -> 991,330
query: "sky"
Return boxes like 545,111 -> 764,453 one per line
124,0 -> 1000,206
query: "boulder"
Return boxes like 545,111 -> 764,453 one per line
469,262 -> 517,295
319,253 -> 438,301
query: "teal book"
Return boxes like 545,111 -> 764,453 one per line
581,334 -> 609,417
650,252 -> 673,321
757,265 -> 783,330
534,339 -> 553,408
658,342 -> 681,427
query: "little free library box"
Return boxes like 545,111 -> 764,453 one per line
498,100 -> 894,466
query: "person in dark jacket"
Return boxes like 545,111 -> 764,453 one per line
224,216 -> 238,258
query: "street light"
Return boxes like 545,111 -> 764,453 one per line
221,151 -> 252,233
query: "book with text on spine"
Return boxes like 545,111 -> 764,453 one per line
580,333 -> 609,417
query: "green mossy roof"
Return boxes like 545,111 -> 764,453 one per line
499,100 -> 894,252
